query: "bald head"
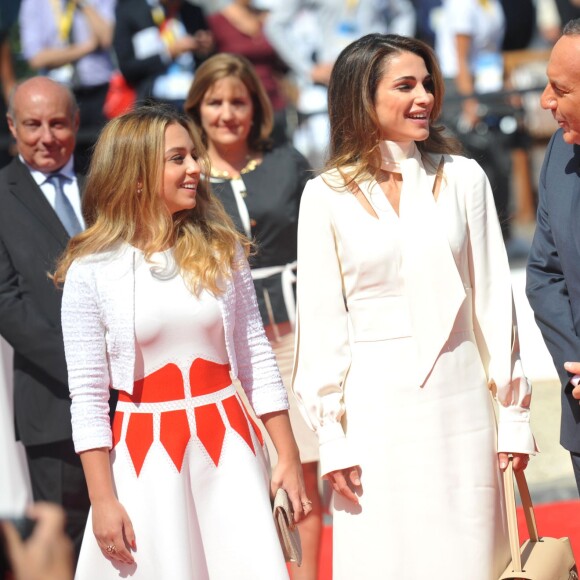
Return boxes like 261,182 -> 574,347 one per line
7,77 -> 80,173
8,77 -> 78,121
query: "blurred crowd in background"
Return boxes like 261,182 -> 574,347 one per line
0,0 -> 577,246
1,2 -> 580,578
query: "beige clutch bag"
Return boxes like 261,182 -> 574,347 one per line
273,488 -> 302,566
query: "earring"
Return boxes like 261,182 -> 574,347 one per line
137,183 -> 143,195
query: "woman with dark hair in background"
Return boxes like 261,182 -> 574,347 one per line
293,33 -> 536,579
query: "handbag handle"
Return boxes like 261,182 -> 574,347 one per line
503,458 -> 540,573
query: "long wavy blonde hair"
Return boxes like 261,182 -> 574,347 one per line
326,33 -> 462,186
54,103 -> 248,294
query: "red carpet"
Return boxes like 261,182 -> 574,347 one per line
314,501 -> 580,580
517,500 -> 580,555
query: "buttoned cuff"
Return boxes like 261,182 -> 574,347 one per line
317,422 -> 358,477
497,405 -> 538,455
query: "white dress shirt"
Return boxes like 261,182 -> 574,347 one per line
21,155 -> 86,230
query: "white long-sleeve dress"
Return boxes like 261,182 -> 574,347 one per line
292,141 -> 537,579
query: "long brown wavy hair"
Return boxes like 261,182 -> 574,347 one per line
325,33 -> 462,184
54,103 -> 248,294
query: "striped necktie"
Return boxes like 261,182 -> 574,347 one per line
46,173 -> 83,237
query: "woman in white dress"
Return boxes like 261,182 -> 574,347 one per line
54,103 -> 310,579
292,33 -> 537,579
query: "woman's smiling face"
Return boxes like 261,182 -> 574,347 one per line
199,76 -> 254,149
160,123 -> 201,215
374,51 -> 434,143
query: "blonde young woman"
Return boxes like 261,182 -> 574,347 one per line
54,104 -> 309,580
292,34 -> 537,580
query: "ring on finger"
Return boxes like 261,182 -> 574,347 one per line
106,544 -> 117,554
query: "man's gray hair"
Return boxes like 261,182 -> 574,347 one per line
563,18 -> 580,36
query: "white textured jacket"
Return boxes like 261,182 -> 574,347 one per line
61,243 -> 287,453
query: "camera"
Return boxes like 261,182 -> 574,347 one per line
6,516 -> 36,540
0,515 -> 36,576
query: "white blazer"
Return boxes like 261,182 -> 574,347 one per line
61,243 -> 287,453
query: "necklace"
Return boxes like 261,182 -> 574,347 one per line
209,156 -> 262,180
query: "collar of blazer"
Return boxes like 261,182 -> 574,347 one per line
6,157 -> 83,246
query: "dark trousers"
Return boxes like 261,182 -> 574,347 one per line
571,452 -> 580,496
25,439 -> 90,566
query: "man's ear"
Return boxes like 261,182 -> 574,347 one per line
6,114 -> 16,139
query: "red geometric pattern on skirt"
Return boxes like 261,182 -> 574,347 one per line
222,395 -> 255,455
194,403 -> 225,466
119,363 -> 183,403
112,410 -> 124,448
125,412 -> 154,476
114,358 -> 258,474
160,409 -> 191,472
189,358 -> 232,396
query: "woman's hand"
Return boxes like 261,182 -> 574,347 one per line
326,465 -> 362,505
271,454 -> 311,524
261,410 -> 311,523
91,497 -> 135,565
498,452 -> 529,472
78,449 -> 135,565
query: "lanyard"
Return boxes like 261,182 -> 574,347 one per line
49,0 -> 77,43
151,5 -> 165,27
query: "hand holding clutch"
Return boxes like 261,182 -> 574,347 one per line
273,488 -> 302,565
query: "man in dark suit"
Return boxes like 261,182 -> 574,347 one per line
526,18 -> 580,496
0,76 -> 88,560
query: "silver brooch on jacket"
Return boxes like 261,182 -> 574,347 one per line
149,250 -> 179,281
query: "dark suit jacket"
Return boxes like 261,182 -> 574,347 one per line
114,0 -> 209,100
0,158 -> 79,446
526,128 -> 580,452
